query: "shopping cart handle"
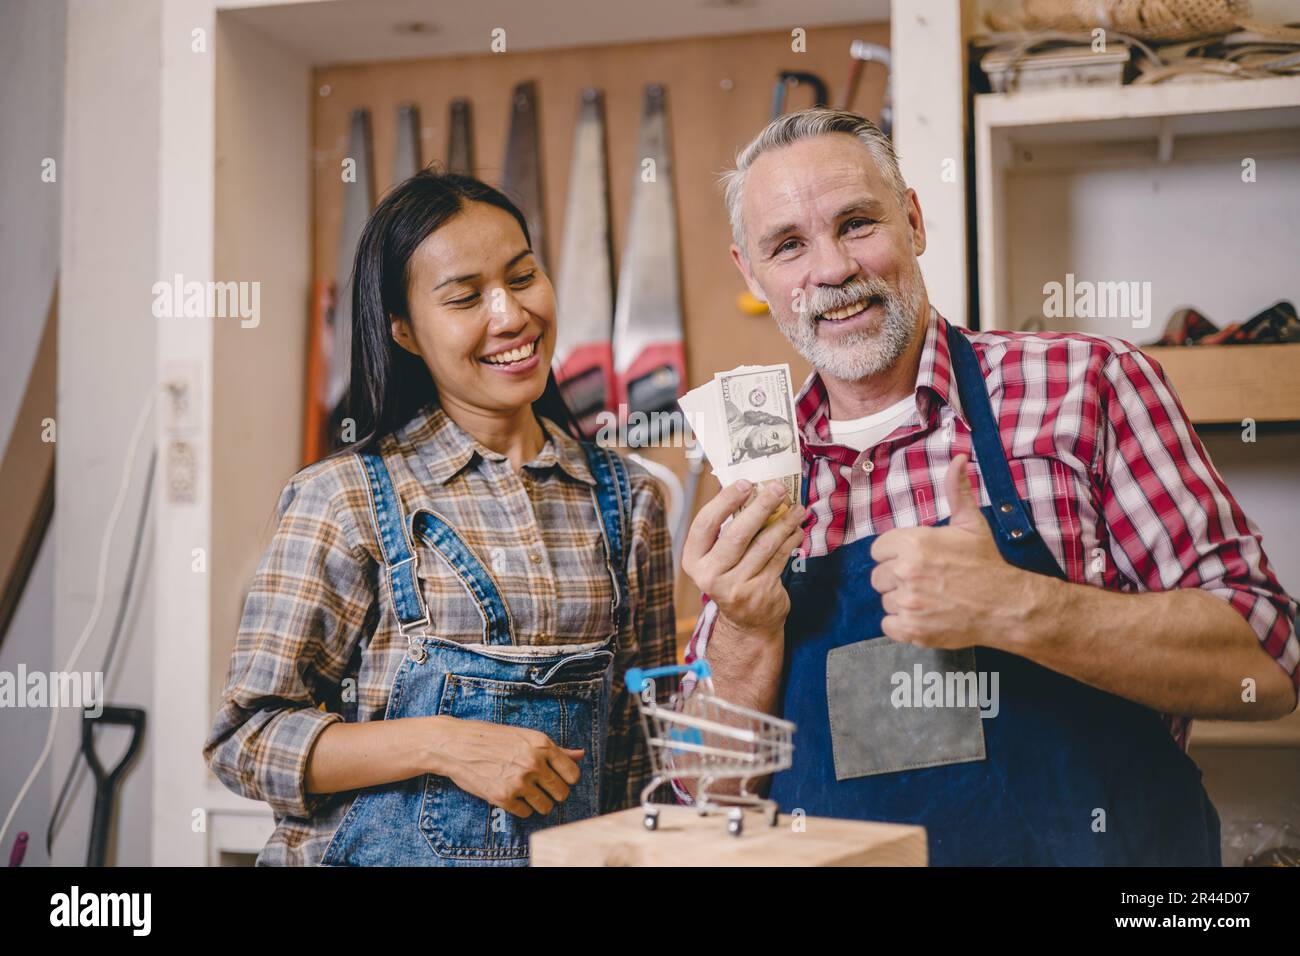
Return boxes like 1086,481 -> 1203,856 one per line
625,660 -> 711,692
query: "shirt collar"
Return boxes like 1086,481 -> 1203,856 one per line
400,403 -> 595,487
794,305 -> 970,449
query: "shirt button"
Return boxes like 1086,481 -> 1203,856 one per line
529,552 -> 541,563
861,460 -> 874,474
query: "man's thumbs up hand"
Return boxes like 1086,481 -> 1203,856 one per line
870,451 -> 1036,650
945,453 -> 989,535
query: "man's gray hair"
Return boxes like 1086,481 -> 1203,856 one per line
721,108 -> 907,255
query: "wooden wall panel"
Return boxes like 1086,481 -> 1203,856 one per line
312,23 -> 888,632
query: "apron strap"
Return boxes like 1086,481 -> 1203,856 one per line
357,451 -> 432,634
944,323 -> 1041,548
581,441 -> 633,634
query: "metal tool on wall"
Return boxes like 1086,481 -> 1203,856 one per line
613,83 -> 686,444
771,69 -> 829,115
500,80 -> 548,269
554,89 -> 616,438
839,40 -> 892,137
393,102 -> 422,182
447,98 -> 475,176
736,70 -> 832,318
304,108 -> 374,464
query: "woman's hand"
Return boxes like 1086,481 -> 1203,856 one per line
681,479 -> 806,639
427,717 -> 585,818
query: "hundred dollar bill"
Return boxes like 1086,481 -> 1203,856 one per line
677,363 -> 802,510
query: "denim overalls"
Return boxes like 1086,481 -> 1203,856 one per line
768,323 -> 1222,865
319,441 -> 633,866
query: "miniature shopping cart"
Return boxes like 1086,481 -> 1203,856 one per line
624,660 -> 795,836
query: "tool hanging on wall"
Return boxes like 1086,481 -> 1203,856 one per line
500,80 -> 549,269
393,102 -> 422,183
736,70 -> 832,318
771,69 -> 829,115
447,98 -> 475,176
554,89 -> 616,439
839,40 -> 892,137
304,108 -> 375,464
613,83 -> 687,445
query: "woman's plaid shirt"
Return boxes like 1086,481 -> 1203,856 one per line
203,404 -> 676,865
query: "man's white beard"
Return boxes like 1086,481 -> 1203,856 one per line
777,271 -> 924,383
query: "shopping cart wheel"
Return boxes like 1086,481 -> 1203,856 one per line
643,809 -> 659,831
727,808 -> 743,837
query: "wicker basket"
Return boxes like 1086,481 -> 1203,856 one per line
988,0 -> 1254,42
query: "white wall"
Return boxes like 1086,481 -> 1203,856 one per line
0,0 -> 65,870
52,0 -> 164,866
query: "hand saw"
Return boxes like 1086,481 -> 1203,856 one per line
500,80 -> 548,268
305,107 -> 374,463
554,89 -> 616,438
736,70 -> 832,318
393,102 -> 422,182
447,98 -> 475,176
613,84 -> 686,439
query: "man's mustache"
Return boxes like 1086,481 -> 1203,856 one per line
804,276 -> 897,319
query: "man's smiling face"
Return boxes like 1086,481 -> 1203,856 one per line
730,132 -> 929,384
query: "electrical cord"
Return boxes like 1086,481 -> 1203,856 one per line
44,446 -> 156,855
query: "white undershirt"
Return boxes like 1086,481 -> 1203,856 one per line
828,395 -> 916,451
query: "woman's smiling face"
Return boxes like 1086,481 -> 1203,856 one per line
393,201 -> 556,417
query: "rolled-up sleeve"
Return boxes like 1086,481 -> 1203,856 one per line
1096,347 -> 1299,691
601,472 -> 678,812
203,467 -> 375,819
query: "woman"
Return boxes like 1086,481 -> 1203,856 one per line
203,170 -> 677,866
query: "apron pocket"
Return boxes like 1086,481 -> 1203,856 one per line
420,672 -> 604,862
826,638 -> 987,781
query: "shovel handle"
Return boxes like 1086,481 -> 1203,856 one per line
82,706 -> 146,867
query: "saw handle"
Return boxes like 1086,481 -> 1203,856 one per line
556,342 -> 617,437
617,342 -> 686,418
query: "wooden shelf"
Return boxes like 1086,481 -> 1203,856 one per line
1143,344 -> 1300,424
1190,706 -> 1300,748
976,76 -> 1300,150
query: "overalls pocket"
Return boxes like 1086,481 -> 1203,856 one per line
419,668 -> 606,863
826,638 -> 987,780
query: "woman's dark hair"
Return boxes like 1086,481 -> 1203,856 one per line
338,168 -> 580,455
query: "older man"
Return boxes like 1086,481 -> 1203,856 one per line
680,109 -> 1298,865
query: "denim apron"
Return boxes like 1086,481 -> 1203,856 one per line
319,440 -> 632,866
768,324 -> 1222,865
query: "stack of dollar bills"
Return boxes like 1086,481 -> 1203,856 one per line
677,363 -> 802,506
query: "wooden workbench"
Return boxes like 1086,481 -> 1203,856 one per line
531,806 -> 927,867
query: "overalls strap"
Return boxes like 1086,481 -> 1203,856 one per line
358,438 -> 634,648
580,441 -> 633,633
358,451 -> 430,632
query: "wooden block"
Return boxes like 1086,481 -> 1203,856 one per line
530,806 -> 927,867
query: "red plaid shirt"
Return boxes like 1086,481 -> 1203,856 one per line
685,308 -> 1299,750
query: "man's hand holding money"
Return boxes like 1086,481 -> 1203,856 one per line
681,478 -> 806,640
